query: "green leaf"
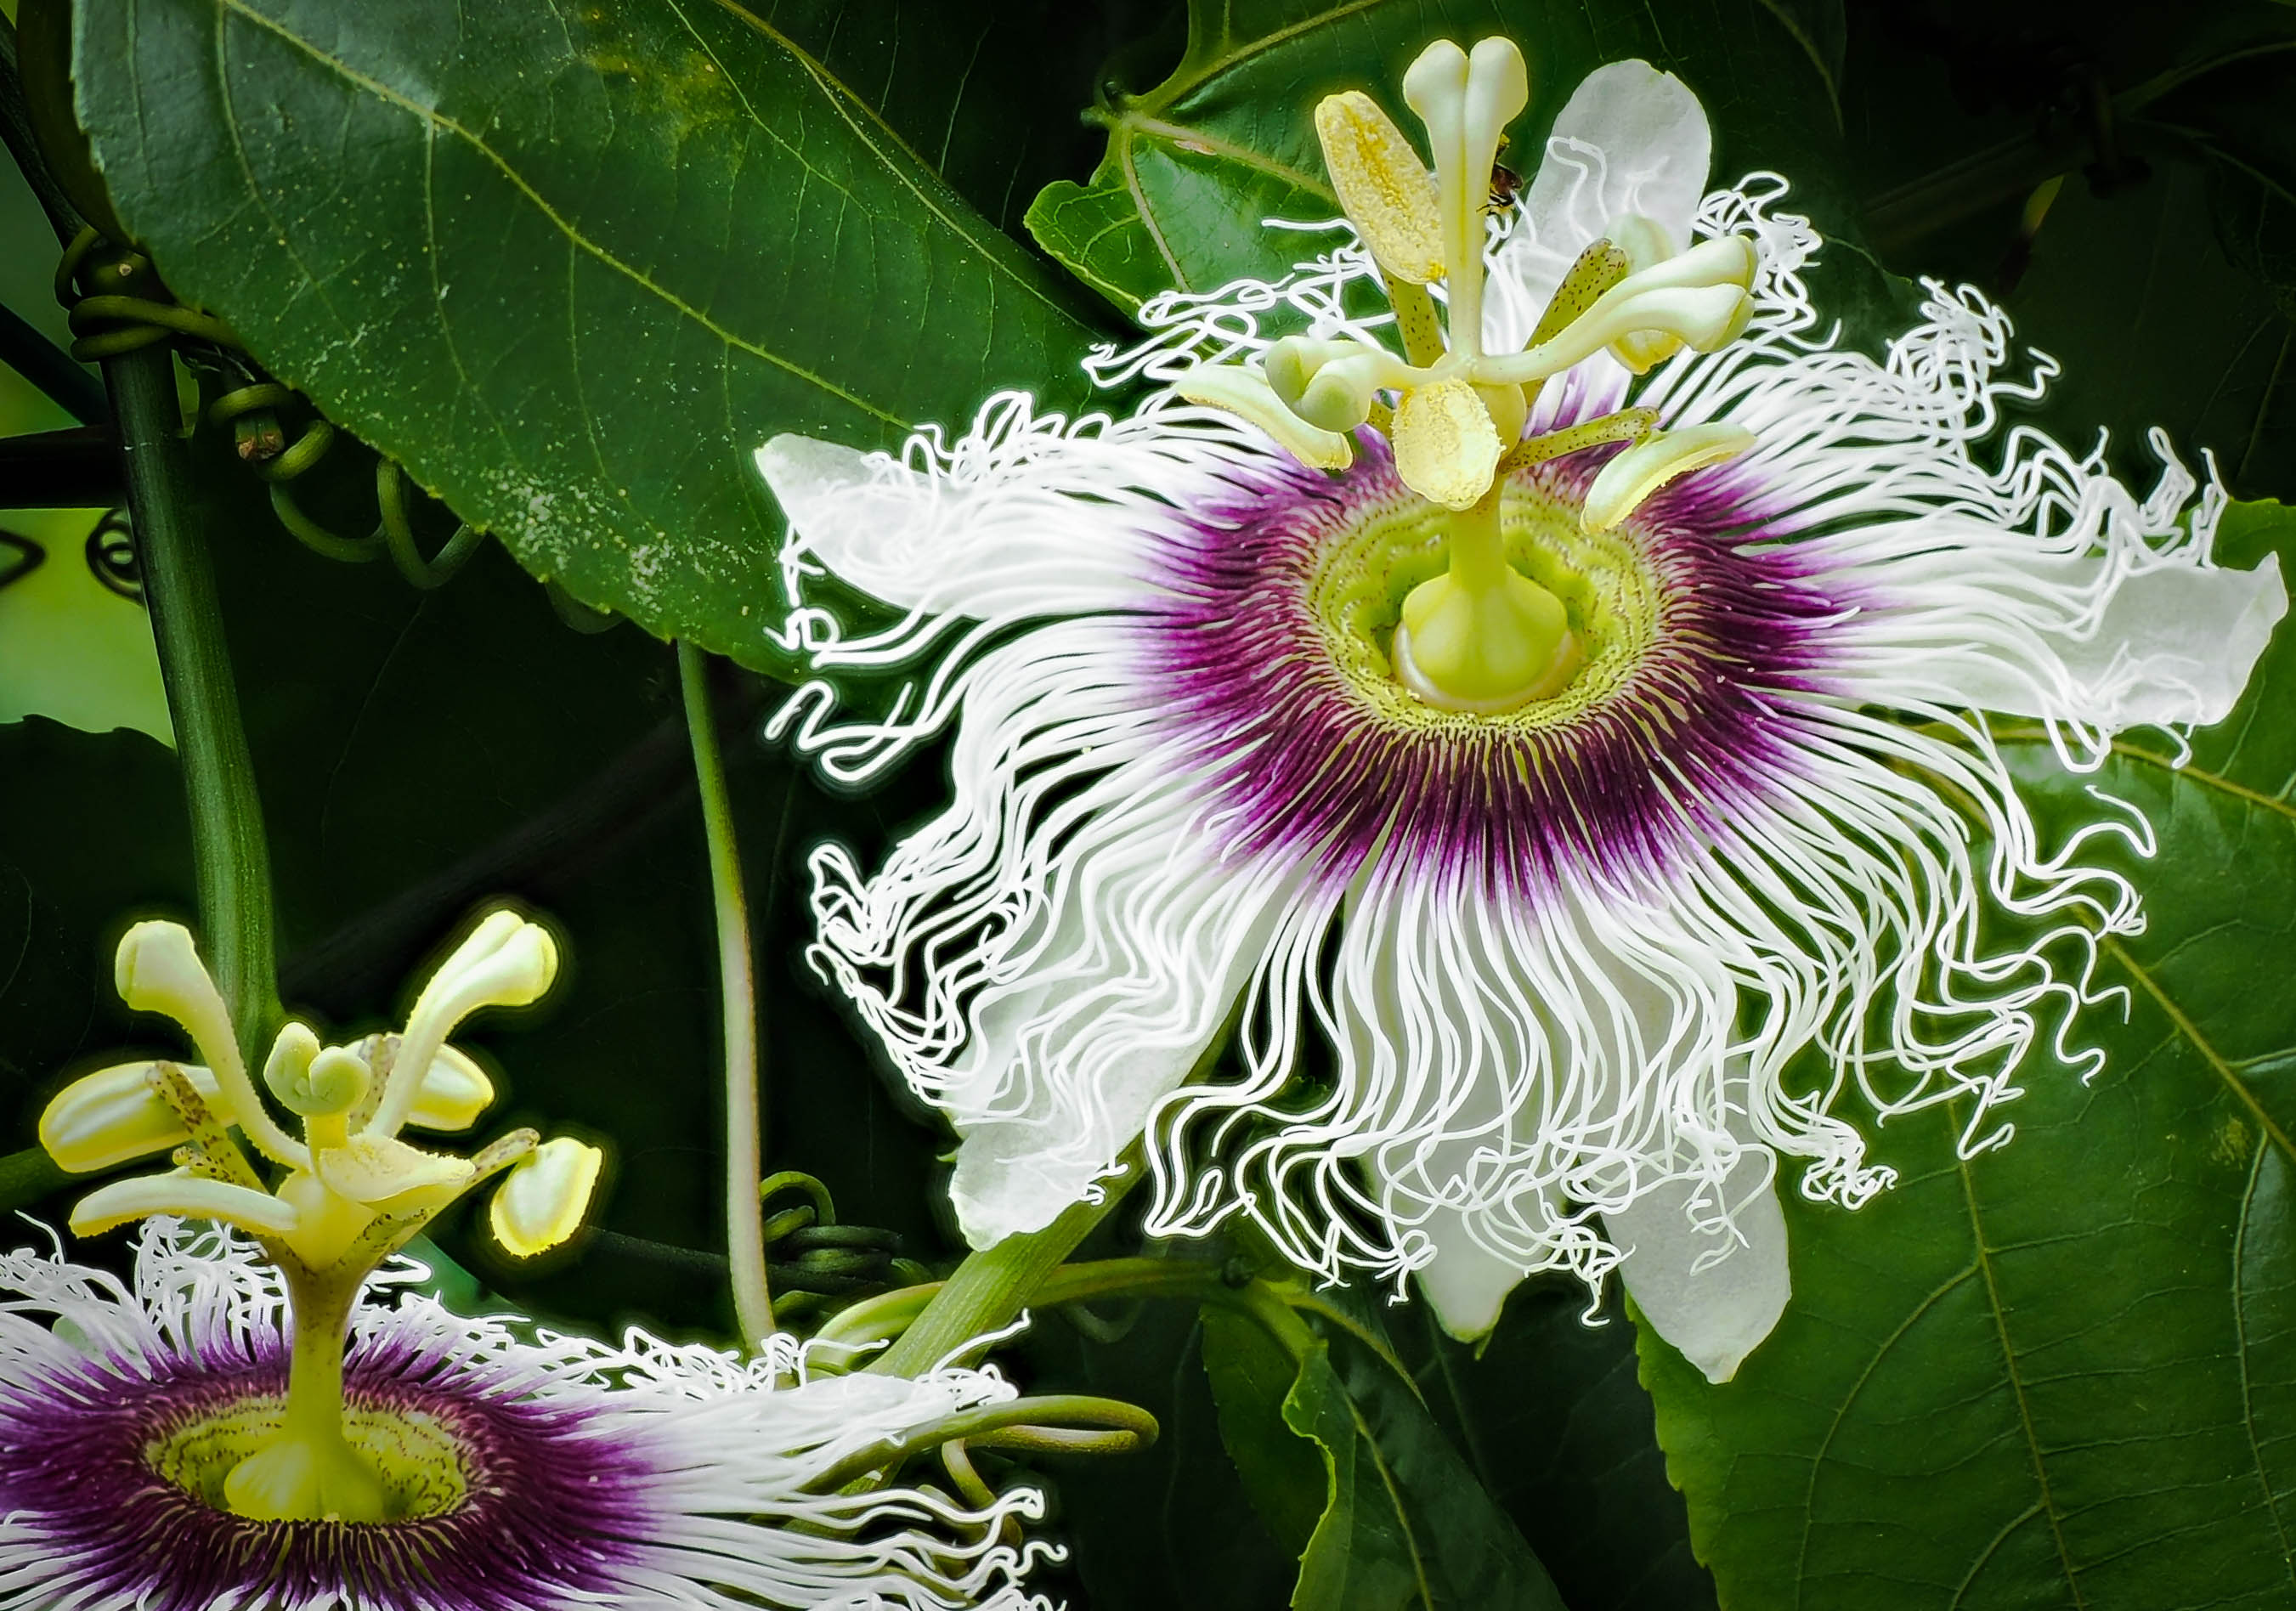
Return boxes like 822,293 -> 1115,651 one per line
751,0 -> 1119,237
69,0 -> 1111,676
1283,1331 -> 1569,1611
1202,1300 -> 1330,1557
2146,47 -> 2296,319
1398,1289 -> 1717,1611
1024,0 -> 1849,314
1753,0 -> 1846,124
1640,500 -> 2296,1606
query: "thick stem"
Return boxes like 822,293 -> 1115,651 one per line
677,642 -> 774,1348
868,1160 -> 1141,1377
108,346 -> 280,1054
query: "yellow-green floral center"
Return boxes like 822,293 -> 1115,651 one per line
1307,475 -> 1664,727
146,1395 -> 472,1523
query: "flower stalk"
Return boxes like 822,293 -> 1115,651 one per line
677,640 -> 776,1349
104,341 -> 280,1052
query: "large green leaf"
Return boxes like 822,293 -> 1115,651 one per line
1024,0 -> 1849,313
1640,502 -> 2296,1607
68,0 -> 1112,676
1281,1330 -> 1568,1610
1400,1287 -> 1717,1611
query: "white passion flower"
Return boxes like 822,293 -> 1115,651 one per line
755,47 -> 2287,1382
0,1219 -> 1055,1611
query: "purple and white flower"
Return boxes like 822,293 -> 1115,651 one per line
0,1219 -> 1056,1611
755,53 -> 2285,1381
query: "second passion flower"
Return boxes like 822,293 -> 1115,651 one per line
756,48 -> 2285,1381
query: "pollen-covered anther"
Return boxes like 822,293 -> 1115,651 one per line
489,1135 -> 604,1257
67,1171 -> 302,1240
1583,423 -> 1759,532
1394,377 -> 1503,509
1315,89 -> 1446,284
40,1060 -> 218,1173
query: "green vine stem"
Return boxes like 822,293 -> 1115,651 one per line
106,343 -> 280,1051
677,641 -> 775,1348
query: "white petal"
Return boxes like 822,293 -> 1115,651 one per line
1342,866 -> 1747,1331
798,619 -> 1325,1247
758,399 -> 1234,628
1945,552 -> 2286,731
1411,1194 -> 1541,1341
1486,61 -> 1711,348
1609,1156 -> 1790,1384
943,783 -> 1317,1246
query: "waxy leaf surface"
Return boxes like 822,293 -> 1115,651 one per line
69,0 -> 1112,675
1640,502 -> 2296,1608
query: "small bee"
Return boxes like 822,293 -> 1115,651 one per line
1488,135 -> 1524,210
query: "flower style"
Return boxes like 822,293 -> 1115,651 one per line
0,1218 -> 1056,1611
755,42 -> 2287,1381
37,907 -> 602,1522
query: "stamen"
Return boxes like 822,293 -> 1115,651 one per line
1313,91 -> 1446,284
1582,424 -> 1756,531
314,1134 -> 475,1207
115,922 -> 308,1170
490,1136 -> 605,1257
1393,377 -> 1502,510
67,1172 -> 302,1239
41,1060 -> 215,1173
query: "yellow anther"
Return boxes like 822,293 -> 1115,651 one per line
1315,90 -> 1445,284
489,1136 -> 603,1258
1176,365 -> 1355,471
1582,424 -> 1758,531
1393,377 -> 1502,510
405,1043 -> 495,1133
39,1060 -> 218,1173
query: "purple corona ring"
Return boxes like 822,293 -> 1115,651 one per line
0,1222 -> 1056,1611
1145,427 -> 1842,891
755,49 -> 2286,1382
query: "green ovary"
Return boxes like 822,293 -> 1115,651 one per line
147,1393 -> 470,1524
1309,477 -> 1662,726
